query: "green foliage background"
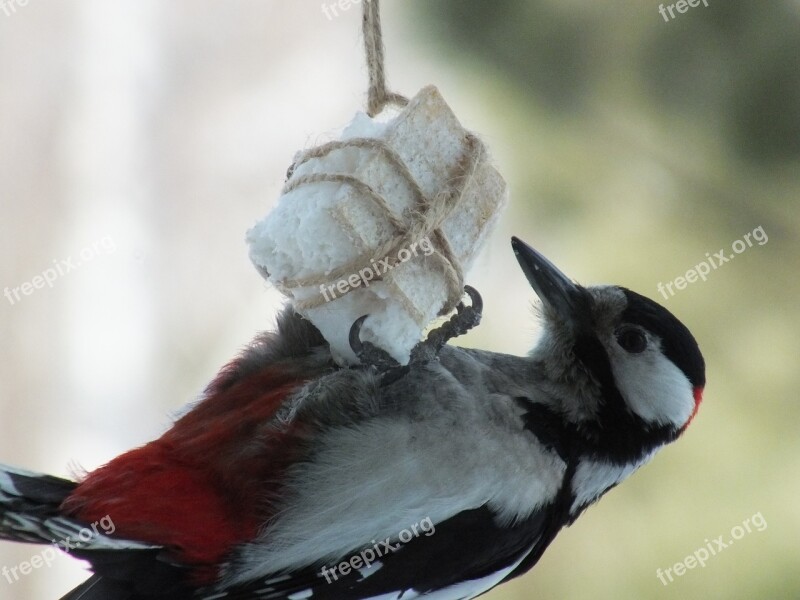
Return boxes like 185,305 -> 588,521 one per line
404,1 -> 800,598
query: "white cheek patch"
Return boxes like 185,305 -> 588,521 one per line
609,346 -> 695,428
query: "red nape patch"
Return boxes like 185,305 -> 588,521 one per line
61,367 -> 310,584
682,386 -> 704,431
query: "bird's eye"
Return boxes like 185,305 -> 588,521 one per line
616,327 -> 647,354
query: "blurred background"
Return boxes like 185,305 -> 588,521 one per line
1,1 -> 798,598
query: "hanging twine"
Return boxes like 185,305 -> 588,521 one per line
363,0 -> 409,116
275,0 -> 485,320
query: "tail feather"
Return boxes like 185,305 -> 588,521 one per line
1,465 -> 77,506
58,572 -> 192,600
59,575 -> 132,600
1,464 -> 154,551
1,464 -> 192,599
0,464 -> 78,544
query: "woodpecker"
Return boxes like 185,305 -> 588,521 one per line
0,237 -> 705,600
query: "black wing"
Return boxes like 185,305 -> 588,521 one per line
203,504 -> 566,600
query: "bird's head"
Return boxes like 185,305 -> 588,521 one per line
511,237 -> 705,461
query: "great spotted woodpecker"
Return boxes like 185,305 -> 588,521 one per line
0,237 -> 705,599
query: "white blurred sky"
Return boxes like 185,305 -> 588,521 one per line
0,2 -> 531,596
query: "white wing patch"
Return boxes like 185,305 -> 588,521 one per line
358,559 -> 384,579
364,543 -> 532,600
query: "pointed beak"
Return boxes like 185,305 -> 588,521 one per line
511,237 -> 590,326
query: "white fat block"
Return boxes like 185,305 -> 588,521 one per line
247,85 -> 507,365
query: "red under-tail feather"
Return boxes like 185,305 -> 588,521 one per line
62,366 -> 308,582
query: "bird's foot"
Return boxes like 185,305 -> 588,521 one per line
409,285 -> 483,364
349,315 -> 402,370
348,286 -> 483,371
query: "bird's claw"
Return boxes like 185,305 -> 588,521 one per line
409,285 -> 483,364
348,287 -> 483,383
349,315 -> 401,370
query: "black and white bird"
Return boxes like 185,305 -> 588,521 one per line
0,237 -> 705,599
